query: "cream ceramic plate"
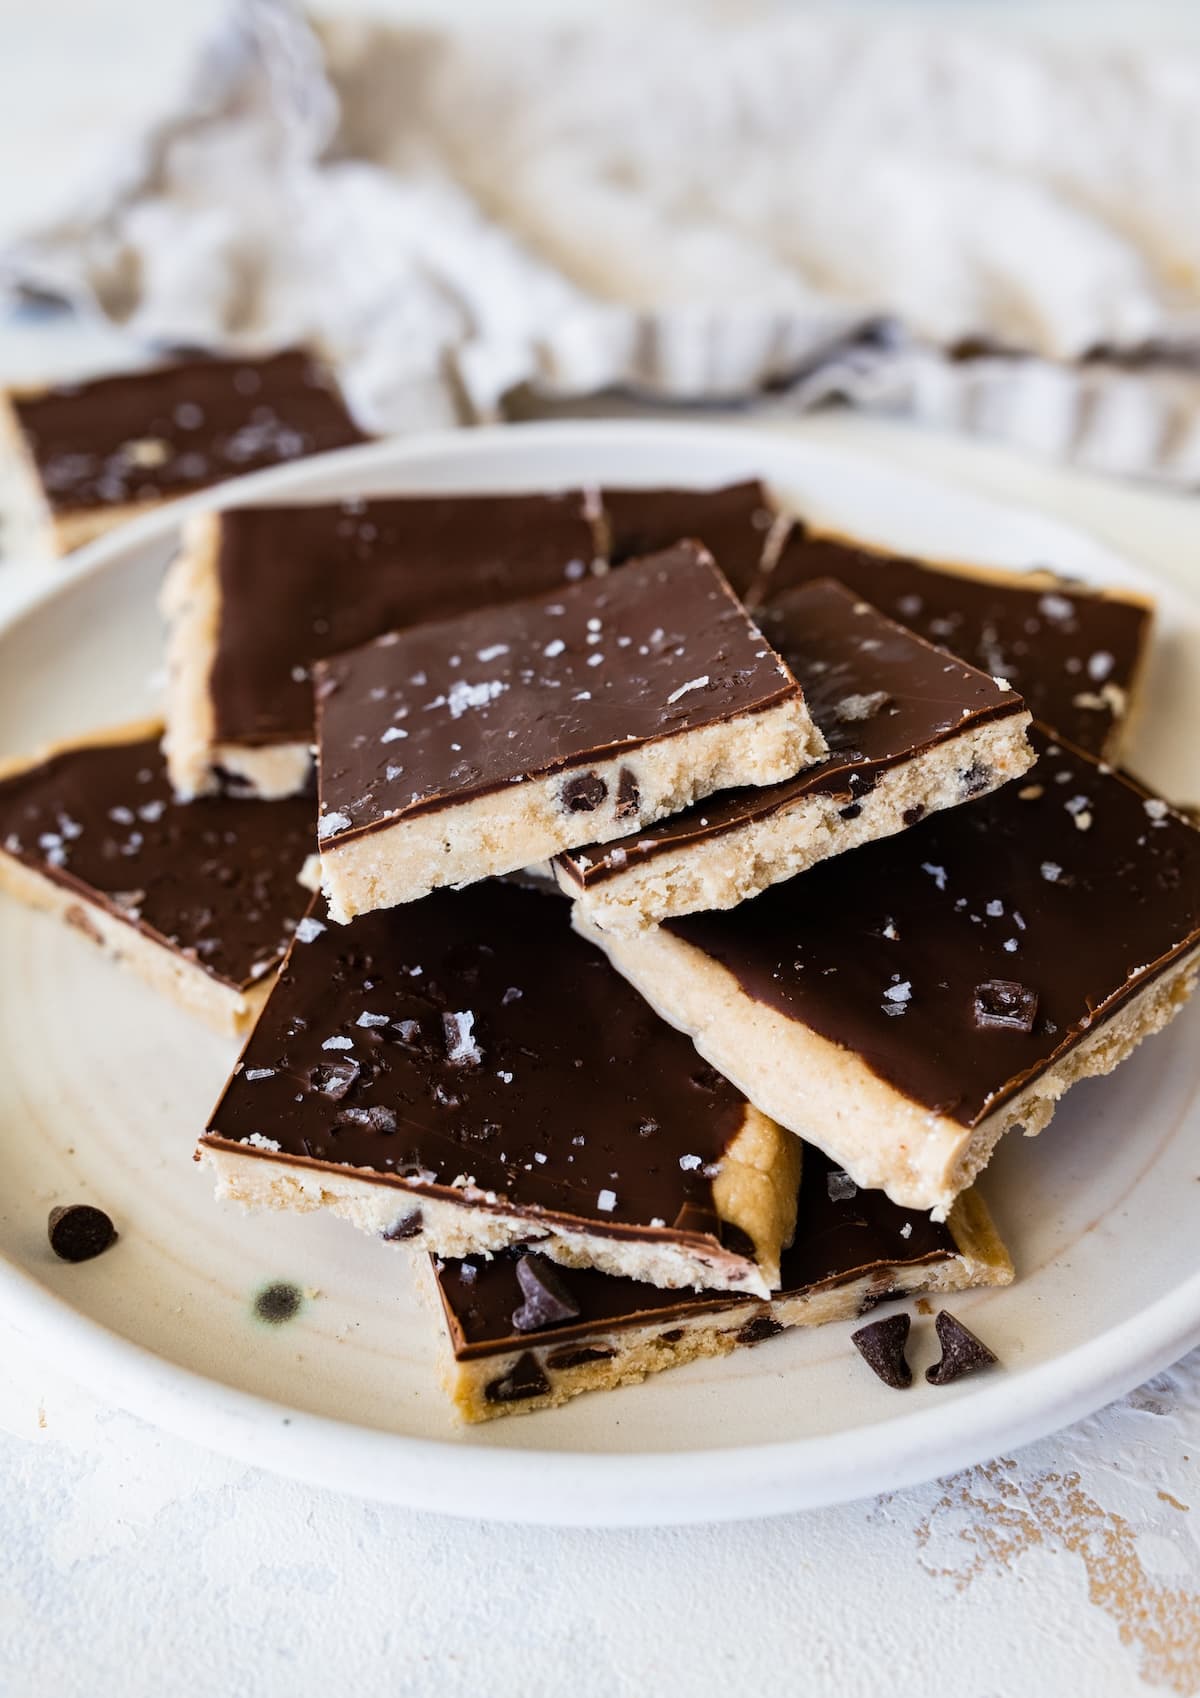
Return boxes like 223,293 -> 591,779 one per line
0,422 -> 1197,1527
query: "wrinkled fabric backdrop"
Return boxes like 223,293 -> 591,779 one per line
5,0 -> 1200,483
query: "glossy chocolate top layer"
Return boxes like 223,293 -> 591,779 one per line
12,352 -> 367,516
436,1146 -> 954,1359
314,542 -> 800,846
203,881 -> 753,1248
557,578 -> 1024,890
602,482 -> 777,597
756,524 -> 1150,756
666,726 -> 1200,1127
209,491 -> 597,745
0,735 -> 314,989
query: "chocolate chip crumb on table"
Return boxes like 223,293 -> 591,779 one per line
555,578 -> 1033,930
0,722 -> 315,1033
429,1147 -> 1010,1422
577,726 -> 1200,1217
1,350 -> 368,555
313,542 -> 825,922
198,880 -> 802,1296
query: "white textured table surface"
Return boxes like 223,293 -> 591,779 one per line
4,6 -> 1200,1695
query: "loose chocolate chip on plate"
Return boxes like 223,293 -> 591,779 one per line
926,1310 -> 998,1385
851,1312 -> 912,1389
512,1253 -> 581,1332
484,1351 -> 551,1404
973,979 -> 1038,1033
47,1204 -> 117,1263
561,771 -> 608,813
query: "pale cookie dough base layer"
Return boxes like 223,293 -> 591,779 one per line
561,713 -> 1034,932
435,1187 -> 1012,1423
0,848 -> 273,1036
161,513 -> 223,800
320,697 -> 827,922
576,909 -> 1200,1217
199,1106 -> 801,1297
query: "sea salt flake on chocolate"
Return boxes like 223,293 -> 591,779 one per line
318,810 -> 352,840
381,726 -> 408,743
241,1133 -> 282,1151
921,863 -> 948,891
443,1010 -> 483,1067
294,916 -> 326,944
1039,593 -> 1075,623
926,1309 -> 999,1384
679,1153 -> 702,1171
1088,650 -> 1115,681
973,979 -> 1038,1033
1144,798 -> 1170,824
666,675 -> 710,705
512,1253 -> 582,1332
244,1068 -> 276,1081
851,1313 -> 912,1389
356,1011 -> 390,1028
596,1188 -> 617,1212
477,644 -> 510,662
882,980 -> 912,1016
833,690 -> 890,724
827,1169 -> 858,1201
444,678 -> 507,719
322,1035 -> 354,1051
1041,861 -> 1063,882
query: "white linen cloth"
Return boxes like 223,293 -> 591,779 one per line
5,0 -> 1200,482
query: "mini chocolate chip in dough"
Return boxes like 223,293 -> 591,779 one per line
561,772 -> 609,813
926,1310 -> 998,1384
381,1209 -> 424,1241
735,1314 -> 784,1346
546,1344 -> 616,1370
47,1204 -> 117,1263
973,979 -> 1039,1034
485,1351 -> 551,1404
851,1312 -> 913,1388
512,1253 -> 582,1332
615,766 -> 641,820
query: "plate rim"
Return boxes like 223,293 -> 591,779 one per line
2,417 -> 1198,1525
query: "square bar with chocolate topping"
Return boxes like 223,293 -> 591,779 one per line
577,726 -> 1200,1217
199,880 -> 801,1296
429,1147 -> 1012,1421
162,488 -> 601,801
1,350 -> 368,555
0,723 -> 315,1033
555,579 -> 1034,931
599,480 -> 785,598
751,522 -> 1152,759
313,542 -> 825,922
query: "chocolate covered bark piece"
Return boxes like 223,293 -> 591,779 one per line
313,542 -> 824,922
751,522 -> 1151,759
556,579 -> 1033,931
578,726 -> 1200,1216
199,880 -> 801,1295
162,489 -> 600,800
0,723 -> 314,1033
429,1146 -> 1011,1422
600,481 -> 784,598
2,351 -> 367,555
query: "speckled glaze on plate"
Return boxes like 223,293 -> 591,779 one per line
0,422 -> 1197,1526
